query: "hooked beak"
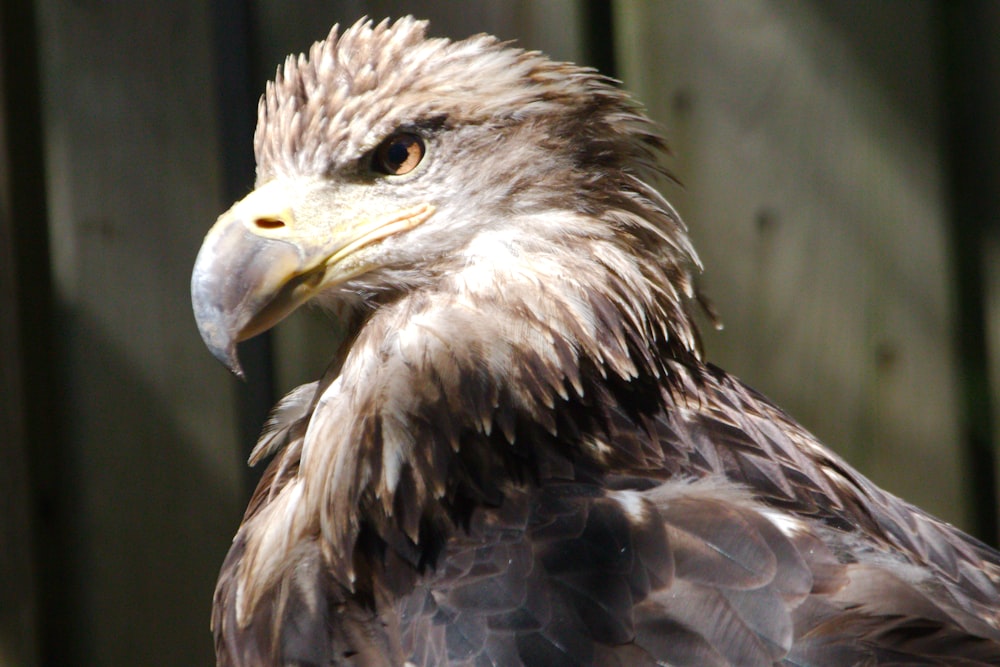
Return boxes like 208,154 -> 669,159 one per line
191,179 -> 434,377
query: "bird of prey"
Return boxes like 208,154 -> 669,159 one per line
192,17 -> 1000,666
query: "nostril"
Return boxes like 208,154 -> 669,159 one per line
254,217 -> 286,230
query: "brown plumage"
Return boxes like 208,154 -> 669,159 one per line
191,17 -> 1000,666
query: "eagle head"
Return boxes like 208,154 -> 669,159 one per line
191,16 -> 700,377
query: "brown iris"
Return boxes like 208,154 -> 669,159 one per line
372,133 -> 425,176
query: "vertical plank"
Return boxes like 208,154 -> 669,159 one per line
209,0 -> 277,503
615,1 -> 966,528
0,126 -> 38,665
35,2 -> 244,664
941,0 -> 1000,543
0,0 -> 44,667
0,2 -> 51,667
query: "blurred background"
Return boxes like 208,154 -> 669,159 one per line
2,1 -> 999,664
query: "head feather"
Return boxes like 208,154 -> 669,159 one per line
256,17 -> 672,189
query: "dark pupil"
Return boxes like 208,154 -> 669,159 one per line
386,139 -> 410,168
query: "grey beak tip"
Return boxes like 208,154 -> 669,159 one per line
192,291 -> 246,380
196,320 -> 247,379
215,343 -> 247,380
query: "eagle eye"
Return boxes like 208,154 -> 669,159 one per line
372,133 -> 425,176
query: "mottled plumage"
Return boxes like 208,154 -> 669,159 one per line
192,17 -> 1000,666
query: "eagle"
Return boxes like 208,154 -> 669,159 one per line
191,17 -> 1000,666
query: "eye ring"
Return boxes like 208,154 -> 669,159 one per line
372,133 -> 425,176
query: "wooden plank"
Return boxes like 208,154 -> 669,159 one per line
615,1 -> 966,528
942,1 -> 1000,542
209,0 -> 278,503
34,2 -> 244,663
0,2 -> 41,663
